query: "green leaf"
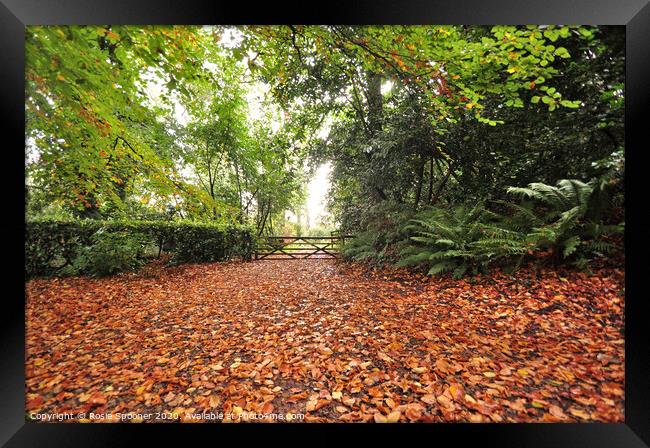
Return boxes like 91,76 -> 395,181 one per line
554,47 -> 570,58
560,99 -> 581,108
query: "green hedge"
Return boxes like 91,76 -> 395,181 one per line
25,219 -> 255,278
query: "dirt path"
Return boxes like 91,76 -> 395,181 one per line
25,259 -> 624,422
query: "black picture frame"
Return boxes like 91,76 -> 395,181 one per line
1,1 -> 648,446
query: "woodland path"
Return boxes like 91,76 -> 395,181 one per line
25,259 -> 624,422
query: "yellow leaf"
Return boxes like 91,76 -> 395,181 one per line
378,351 -> 394,363
469,414 -> 484,423
437,394 -> 454,408
386,410 -> 401,423
569,407 -> 591,420
374,413 -> 388,423
549,405 -> 567,418
305,399 -> 318,412
449,384 -> 463,400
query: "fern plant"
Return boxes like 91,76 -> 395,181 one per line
506,178 -> 623,265
397,202 -> 528,278
507,178 -> 593,215
341,202 -> 414,264
342,232 -> 382,262
345,177 -> 621,278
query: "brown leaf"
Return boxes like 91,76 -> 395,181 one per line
421,394 -> 437,405
549,404 -> 567,419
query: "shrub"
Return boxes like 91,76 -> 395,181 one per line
344,177 -> 623,279
25,219 -> 255,278
505,178 -> 624,265
341,202 -> 413,264
396,202 -> 529,278
63,229 -> 151,277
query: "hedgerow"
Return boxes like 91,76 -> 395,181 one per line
25,220 -> 255,278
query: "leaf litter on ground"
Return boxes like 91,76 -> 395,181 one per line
25,259 -> 624,423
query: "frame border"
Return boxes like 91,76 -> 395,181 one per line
1,1 -> 648,446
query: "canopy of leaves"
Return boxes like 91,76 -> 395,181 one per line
26,25 -> 624,246
26,25 -> 307,235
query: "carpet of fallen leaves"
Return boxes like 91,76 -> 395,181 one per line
25,259 -> 624,423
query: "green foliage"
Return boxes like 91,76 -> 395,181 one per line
342,232 -> 380,262
307,224 -> 338,237
341,202 -> 413,264
25,219 -> 255,278
505,178 -> 623,266
343,173 -> 623,278
507,179 -> 593,214
24,25 -> 624,279
397,202 -> 528,278
284,26 -> 624,231
25,25 -> 306,232
64,229 -> 151,277
25,26 -> 212,216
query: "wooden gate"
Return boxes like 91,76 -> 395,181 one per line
255,235 -> 352,260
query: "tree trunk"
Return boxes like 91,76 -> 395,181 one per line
365,70 -> 388,202
366,71 -> 383,136
430,161 -> 455,206
413,153 -> 426,209
258,200 -> 271,236
426,155 -> 435,203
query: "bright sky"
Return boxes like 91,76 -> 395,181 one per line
306,162 -> 332,228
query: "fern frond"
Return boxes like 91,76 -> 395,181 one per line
562,235 -> 581,258
428,261 -> 456,276
396,251 -> 434,267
